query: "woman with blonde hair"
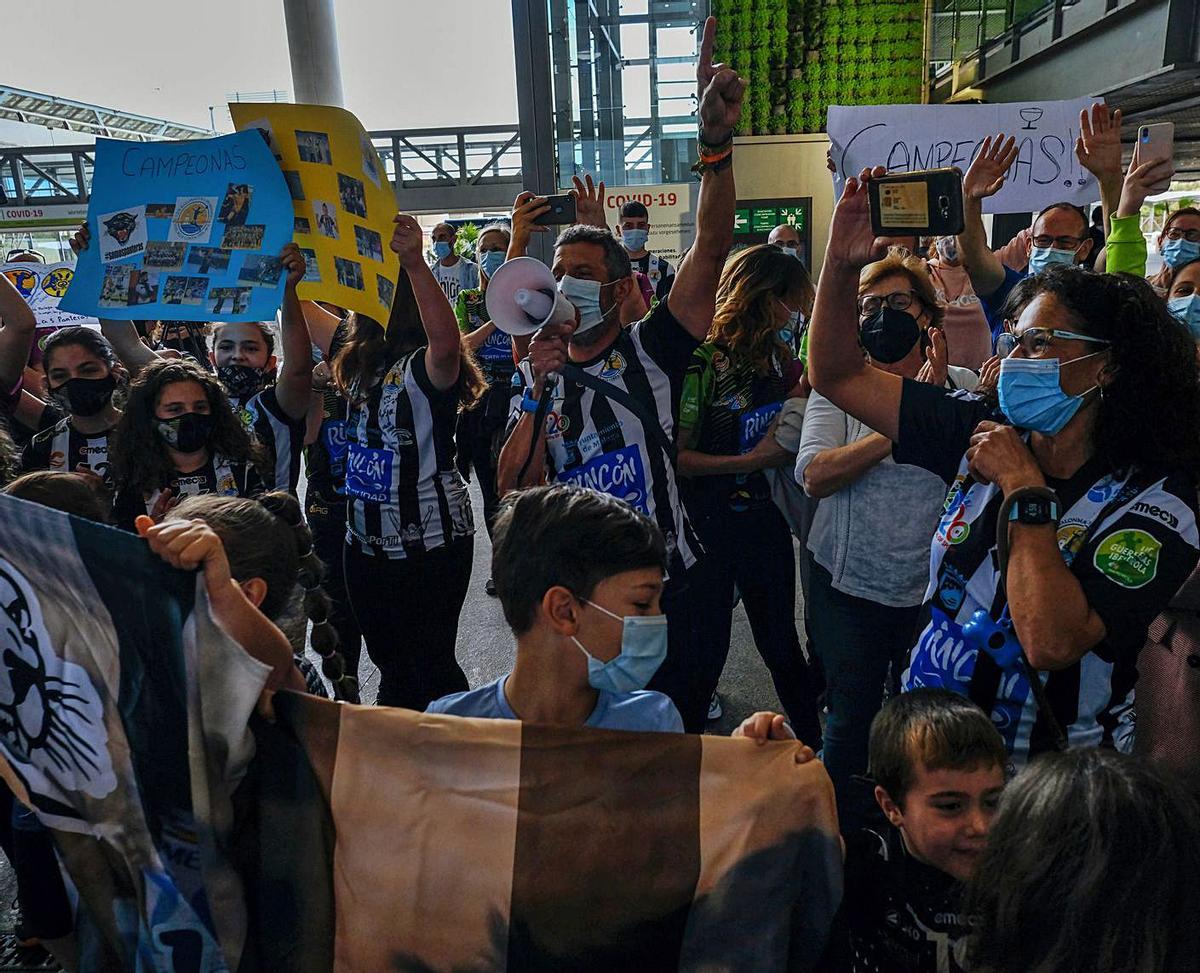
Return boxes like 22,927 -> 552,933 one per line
676,243 -> 821,740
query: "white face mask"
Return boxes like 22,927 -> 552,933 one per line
558,275 -> 617,334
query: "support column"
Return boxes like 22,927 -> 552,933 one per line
282,0 -> 345,107
512,0 -> 558,264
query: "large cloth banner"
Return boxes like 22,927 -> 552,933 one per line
0,493 -> 270,971
827,97 -> 1099,214
1,261 -> 98,365
60,131 -> 294,323
229,102 -> 401,324
242,695 -> 843,972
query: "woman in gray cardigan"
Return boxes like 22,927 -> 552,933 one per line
795,249 -> 979,831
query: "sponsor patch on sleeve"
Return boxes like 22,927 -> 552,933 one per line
1093,528 -> 1162,589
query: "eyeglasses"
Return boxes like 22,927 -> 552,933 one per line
4,248 -> 43,262
1030,235 -> 1085,251
1164,228 -> 1200,243
858,290 -> 919,316
996,326 -> 1111,357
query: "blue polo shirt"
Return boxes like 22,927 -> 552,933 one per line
426,675 -> 684,733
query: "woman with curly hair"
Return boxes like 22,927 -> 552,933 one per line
332,215 -> 486,709
109,358 -> 266,530
675,243 -> 821,741
809,167 -> 1200,767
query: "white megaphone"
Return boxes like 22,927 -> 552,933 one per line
486,256 -> 577,336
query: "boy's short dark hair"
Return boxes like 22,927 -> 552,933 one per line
491,485 -> 667,634
869,688 -> 1007,808
619,201 -> 649,220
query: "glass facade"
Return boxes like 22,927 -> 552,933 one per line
929,1 -> 1050,76
548,0 -> 708,188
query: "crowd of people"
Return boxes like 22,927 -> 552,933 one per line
1,16 -> 1198,972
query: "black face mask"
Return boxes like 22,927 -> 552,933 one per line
156,412 -> 215,453
859,306 -> 922,364
52,374 -> 117,418
217,364 -> 267,401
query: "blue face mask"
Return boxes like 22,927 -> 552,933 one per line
780,245 -> 799,259
1162,238 -> 1200,270
479,249 -> 505,278
572,598 -> 668,694
621,228 -> 649,252
1168,294 -> 1200,338
432,240 -> 452,260
558,274 -> 616,334
1028,245 -> 1078,275
997,354 -> 1101,435
776,298 -> 800,345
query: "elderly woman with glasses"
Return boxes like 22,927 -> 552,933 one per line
795,247 -> 979,829
807,166 -> 1200,769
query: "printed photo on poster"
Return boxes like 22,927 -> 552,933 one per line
143,242 -> 185,272
222,224 -> 265,250
186,246 -> 231,273
168,197 -> 217,245
283,171 -> 305,201
294,216 -> 312,235
243,117 -> 283,161
335,256 -> 364,290
337,173 -> 367,218
376,273 -> 395,309
98,266 -> 131,307
314,202 -> 339,240
162,276 -> 208,306
98,206 -> 147,263
238,254 -> 284,288
127,269 -> 158,306
146,202 -> 176,220
360,133 -> 381,188
296,130 -> 332,165
218,183 -> 253,226
354,225 -> 384,262
299,248 -> 321,282
209,286 -> 252,315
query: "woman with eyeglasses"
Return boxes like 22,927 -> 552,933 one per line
808,167 -> 1200,768
796,247 -> 979,829
1149,207 -> 1200,294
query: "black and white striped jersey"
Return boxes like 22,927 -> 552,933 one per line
22,415 -> 116,490
344,348 -> 474,558
232,387 -> 305,494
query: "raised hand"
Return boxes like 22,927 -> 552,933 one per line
570,174 -> 608,230
1117,144 -> 1174,218
389,213 -> 426,270
915,327 -> 949,386
696,16 -> 746,145
826,166 -> 890,269
963,135 -> 1017,201
279,241 -> 307,288
509,191 -> 550,258
1075,103 -> 1124,183
70,222 -> 91,255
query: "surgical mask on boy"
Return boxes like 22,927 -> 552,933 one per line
621,228 -> 649,252
432,240 -> 453,260
1028,246 -> 1078,275
571,598 -> 668,694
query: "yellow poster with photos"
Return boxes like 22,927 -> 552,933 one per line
229,102 -> 399,323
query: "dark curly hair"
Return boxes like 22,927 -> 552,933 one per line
109,358 -> 266,495
997,266 -> 1200,476
0,419 -> 17,488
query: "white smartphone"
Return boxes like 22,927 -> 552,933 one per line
1138,122 -> 1174,193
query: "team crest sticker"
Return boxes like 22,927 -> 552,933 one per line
1093,529 -> 1161,589
40,267 -> 73,298
0,556 -> 117,805
600,351 -> 626,381
2,268 -> 37,298
168,197 -> 217,245
1056,523 -> 1089,562
98,206 -> 148,263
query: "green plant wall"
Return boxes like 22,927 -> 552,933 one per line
710,0 -> 925,136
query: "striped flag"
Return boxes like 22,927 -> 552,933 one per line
243,694 -> 843,972
0,493 -> 271,971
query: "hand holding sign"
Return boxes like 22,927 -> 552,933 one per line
279,242 -> 307,289
963,135 -> 1018,202
696,17 -> 746,146
389,214 -> 425,271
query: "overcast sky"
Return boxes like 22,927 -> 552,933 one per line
4,0 -> 518,131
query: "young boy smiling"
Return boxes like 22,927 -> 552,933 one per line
738,688 -> 1007,971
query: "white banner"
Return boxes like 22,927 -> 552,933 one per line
0,202 -> 89,231
2,262 -> 98,331
602,184 -> 698,264
827,98 -> 1099,214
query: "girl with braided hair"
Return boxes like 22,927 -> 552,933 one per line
164,491 -> 359,701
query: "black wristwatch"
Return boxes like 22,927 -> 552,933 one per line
1007,486 -> 1062,526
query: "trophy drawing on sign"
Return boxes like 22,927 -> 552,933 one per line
1020,107 -> 1044,131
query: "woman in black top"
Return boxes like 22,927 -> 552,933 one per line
110,359 -> 266,529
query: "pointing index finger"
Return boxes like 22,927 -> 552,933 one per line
697,16 -> 715,82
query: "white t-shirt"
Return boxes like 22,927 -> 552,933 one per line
431,257 -> 479,302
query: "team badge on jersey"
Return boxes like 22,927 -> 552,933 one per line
599,351 -> 626,381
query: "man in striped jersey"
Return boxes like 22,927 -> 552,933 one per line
498,16 -> 744,732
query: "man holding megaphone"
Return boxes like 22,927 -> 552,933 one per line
495,16 -> 745,733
